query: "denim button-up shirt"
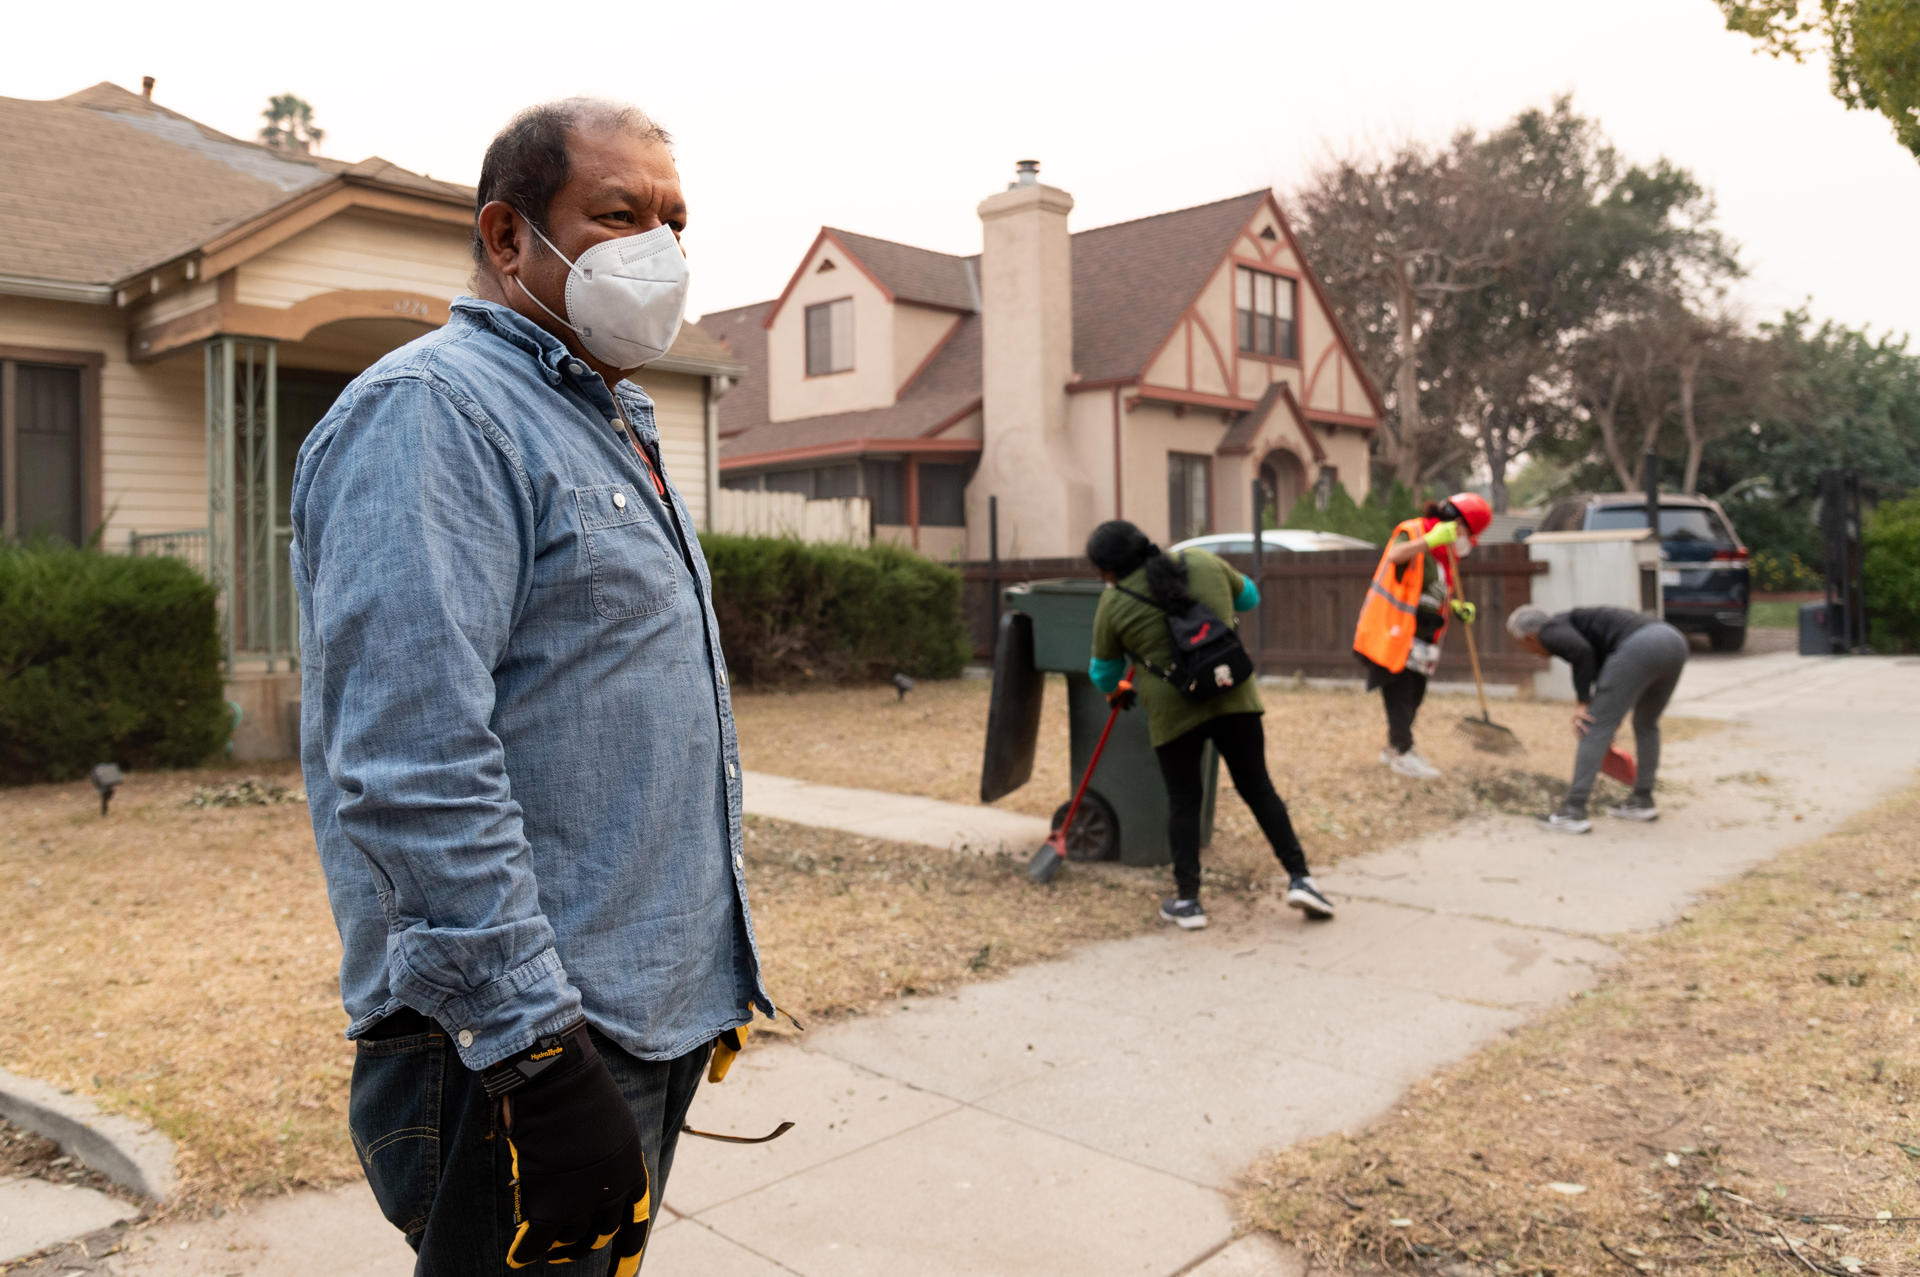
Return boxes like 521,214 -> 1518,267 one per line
292,296 -> 768,1072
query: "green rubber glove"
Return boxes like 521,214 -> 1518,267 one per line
1449,598 -> 1477,624
1424,521 -> 1461,549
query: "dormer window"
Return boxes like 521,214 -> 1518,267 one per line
805,298 -> 854,376
1235,267 -> 1297,360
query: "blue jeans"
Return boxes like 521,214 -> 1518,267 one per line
348,1011 -> 709,1275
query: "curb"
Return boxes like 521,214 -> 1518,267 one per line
0,1065 -> 177,1203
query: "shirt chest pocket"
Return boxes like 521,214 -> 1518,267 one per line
574,484 -> 680,620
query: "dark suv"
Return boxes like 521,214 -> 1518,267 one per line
1536,493 -> 1750,650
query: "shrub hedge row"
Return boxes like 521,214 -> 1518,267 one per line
0,543 -> 232,783
1865,493 -> 1920,653
700,535 -> 971,685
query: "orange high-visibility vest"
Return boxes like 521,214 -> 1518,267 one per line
1352,518 -> 1454,673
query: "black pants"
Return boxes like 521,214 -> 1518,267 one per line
1377,667 -> 1428,754
1153,711 -> 1309,900
348,1009 -> 710,1275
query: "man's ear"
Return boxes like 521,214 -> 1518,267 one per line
476,201 -> 525,278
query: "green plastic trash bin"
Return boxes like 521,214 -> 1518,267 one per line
978,579 -> 1217,869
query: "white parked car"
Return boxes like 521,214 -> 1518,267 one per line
1169,529 -> 1377,556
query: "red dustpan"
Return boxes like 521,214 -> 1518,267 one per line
1602,747 -> 1637,786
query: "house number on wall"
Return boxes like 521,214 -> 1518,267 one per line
390,298 -> 433,319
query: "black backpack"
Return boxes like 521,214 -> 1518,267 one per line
1115,558 -> 1255,703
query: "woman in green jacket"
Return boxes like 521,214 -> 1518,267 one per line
1086,520 -> 1334,931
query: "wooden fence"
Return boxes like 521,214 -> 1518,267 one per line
958,542 -> 1547,685
710,489 -> 871,547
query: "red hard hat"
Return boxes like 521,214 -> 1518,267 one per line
1446,492 -> 1493,543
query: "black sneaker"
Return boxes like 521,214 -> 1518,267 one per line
1159,897 -> 1208,930
1540,804 -> 1592,835
1286,875 -> 1335,920
1608,793 -> 1659,822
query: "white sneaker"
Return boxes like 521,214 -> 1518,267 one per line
1385,749 -> 1442,780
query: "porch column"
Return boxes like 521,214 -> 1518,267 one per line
205,336 -> 281,672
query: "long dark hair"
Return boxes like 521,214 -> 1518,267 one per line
1085,520 -> 1195,610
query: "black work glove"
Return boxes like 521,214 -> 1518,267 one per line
486,1022 -> 651,1273
1106,678 -> 1137,711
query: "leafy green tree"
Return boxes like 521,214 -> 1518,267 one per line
1715,0 -> 1920,159
259,94 -> 324,154
1863,493 -> 1920,649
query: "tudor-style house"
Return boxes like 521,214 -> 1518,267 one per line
702,161 -> 1382,560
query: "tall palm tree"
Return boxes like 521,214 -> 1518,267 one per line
259,94 -> 324,154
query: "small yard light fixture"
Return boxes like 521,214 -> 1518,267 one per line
892,672 -> 915,702
90,763 -> 124,817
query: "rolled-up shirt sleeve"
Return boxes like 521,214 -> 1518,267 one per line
295,377 -> 581,1070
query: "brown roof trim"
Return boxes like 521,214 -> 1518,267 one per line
720,434 -> 981,471
919,399 -> 984,437
112,176 -> 472,293
895,314 -> 964,397
1131,385 -> 1262,414
1215,382 -> 1326,464
1066,375 -> 1138,394
759,228 -> 894,331
1278,382 -> 1328,463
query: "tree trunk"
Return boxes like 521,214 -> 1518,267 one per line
1595,370 -> 1634,489
1678,353 -> 1703,494
1481,406 -> 1511,513
1391,268 -> 1424,490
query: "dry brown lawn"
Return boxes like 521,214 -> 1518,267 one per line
0,766 -> 1157,1209
1240,785 -> 1920,1277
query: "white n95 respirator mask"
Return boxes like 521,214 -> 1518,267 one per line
513,216 -> 689,369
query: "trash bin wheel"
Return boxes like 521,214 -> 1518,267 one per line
1050,792 -> 1120,862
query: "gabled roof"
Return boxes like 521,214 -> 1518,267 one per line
1071,191 -> 1268,384
0,82 -> 470,290
707,304 -> 982,466
824,229 -> 979,312
1218,381 -> 1325,463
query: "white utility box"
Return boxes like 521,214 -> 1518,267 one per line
1522,529 -> 1663,701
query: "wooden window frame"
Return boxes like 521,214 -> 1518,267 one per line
1233,266 -> 1300,364
804,297 -> 856,378
0,344 -> 104,543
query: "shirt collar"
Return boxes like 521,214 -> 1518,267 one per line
451,295 -> 656,422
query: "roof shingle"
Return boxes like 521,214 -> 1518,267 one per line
822,229 -> 978,312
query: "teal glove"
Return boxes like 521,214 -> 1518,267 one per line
1424,521 -> 1461,549
1449,598 -> 1477,624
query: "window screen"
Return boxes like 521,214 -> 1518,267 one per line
1167,453 -> 1211,542
7,362 -> 84,543
918,463 -> 969,527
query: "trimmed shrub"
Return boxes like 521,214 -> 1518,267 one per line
1864,494 -> 1920,652
1280,480 -> 1418,545
0,543 -> 231,783
701,535 -> 971,685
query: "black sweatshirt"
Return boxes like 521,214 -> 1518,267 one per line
1536,607 -> 1655,702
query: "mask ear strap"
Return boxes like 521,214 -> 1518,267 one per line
513,271 -> 579,337
509,211 -> 586,337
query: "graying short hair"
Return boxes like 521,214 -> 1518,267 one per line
472,98 -> 672,269
1506,605 -> 1551,641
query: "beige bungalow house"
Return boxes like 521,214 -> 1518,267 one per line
0,81 -> 739,757
702,162 -> 1382,561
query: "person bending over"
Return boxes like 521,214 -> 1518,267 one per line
1085,520 -> 1334,931
1506,604 -> 1689,834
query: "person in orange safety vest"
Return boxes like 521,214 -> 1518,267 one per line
1352,493 -> 1492,778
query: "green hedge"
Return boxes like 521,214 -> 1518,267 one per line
0,543 -> 231,783
1865,494 -> 1920,652
701,535 -> 971,685
1278,480 -> 1419,545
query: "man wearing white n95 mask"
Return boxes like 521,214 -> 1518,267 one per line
291,99 -> 767,1275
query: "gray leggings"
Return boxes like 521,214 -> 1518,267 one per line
1566,621 -> 1689,811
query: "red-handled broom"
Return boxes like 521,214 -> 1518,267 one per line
1028,665 -> 1134,885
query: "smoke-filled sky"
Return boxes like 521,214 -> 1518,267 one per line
10,0 -> 1917,340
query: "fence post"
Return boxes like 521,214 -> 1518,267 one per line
1250,479 -> 1265,670
987,495 -> 1001,625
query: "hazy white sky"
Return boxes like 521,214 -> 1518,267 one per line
11,0 -> 1918,339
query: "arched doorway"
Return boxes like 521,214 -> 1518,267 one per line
1260,448 -> 1309,526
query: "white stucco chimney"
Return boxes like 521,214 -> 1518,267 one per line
975,160 -> 1092,558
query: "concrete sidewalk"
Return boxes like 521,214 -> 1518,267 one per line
25,652 -> 1920,1276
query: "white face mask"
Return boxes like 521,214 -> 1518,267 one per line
1454,535 -> 1475,559
513,217 -> 689,369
